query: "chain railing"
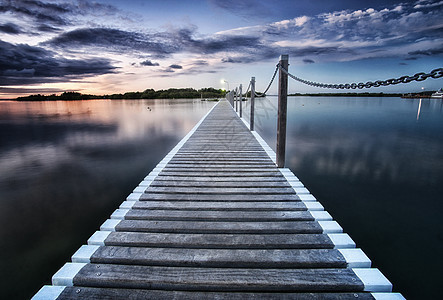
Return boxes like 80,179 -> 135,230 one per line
279,66 -> 443,89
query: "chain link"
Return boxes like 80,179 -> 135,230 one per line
255,64 -> 279,96
279,65 -> 443,89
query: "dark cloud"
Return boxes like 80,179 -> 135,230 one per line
36,24 -> 62,32
209,0 -> 275,18
0,22 -> 23,34
0,40 -> 116,85
140,60 -> 159,66
0,0 -> 120,32
169,64 -> 182,69
44,26 -> 268,61
303,59 -> 315,64
0,0 -> 70,26
172,27 -> 261,54
45,28 -> 178,55
408,47 -> 443,56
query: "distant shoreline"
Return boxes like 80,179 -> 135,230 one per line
4,90 -> 439,101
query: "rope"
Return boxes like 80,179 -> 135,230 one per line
279,65 -> 443,89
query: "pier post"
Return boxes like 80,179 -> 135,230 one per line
277,55 -> 288,168
250,77 -> 255,131
235,87 -> 238,112
239,84 -> 243,118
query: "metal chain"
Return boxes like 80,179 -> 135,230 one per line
279,65 -> 443,89
244,82 -> 251,97
255,64 -> 279,96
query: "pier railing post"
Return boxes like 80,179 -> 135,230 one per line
277,55 -> 289,168
239,84 -> 243,118
250,77 -> 255,131
235,87 -> 238,112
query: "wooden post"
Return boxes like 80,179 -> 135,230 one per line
235,87 -> 238,112
277,55 -> 289,168
250,77 -> 255,131
239,84 -> 243,118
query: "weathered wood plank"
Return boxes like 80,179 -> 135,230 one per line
124,210 -> 314,221
139,193 -> 299,201
132,201 -> 307,211
149,181 -> 291,188
103,232 -> 335,249
58,287 -> 376,300
152,176 -> 287,182
158,171 -> 283,177
73,264 -> 364,292
90,247 -> 347,268
115,220 -> 323,234
144,186 -> 295,194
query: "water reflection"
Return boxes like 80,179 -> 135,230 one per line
0,99 -> 214,299
243,96 -> 443,299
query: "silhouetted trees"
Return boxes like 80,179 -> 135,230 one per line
16,88 -> 227,101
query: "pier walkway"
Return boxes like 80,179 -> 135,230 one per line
33,100 -> 403,299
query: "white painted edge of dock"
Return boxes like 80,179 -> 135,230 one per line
319,221 -> 343,233
100,219 -> 121,231
52,263 -> 87,286
338,249 -> 371,268
111,208 -> 130,219
327,233 -> 356,249
371,293 -> 406,300
72,245 -> 100,263
31,285 -> 66,300
88,231 -> 111,246
353,268 -> 393,292
309,211 -> 332,220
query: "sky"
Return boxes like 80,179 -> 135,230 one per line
0,0 -> 442,99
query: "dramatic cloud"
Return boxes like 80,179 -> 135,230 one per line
0,22 -> 23,34
0,40 -> 116,85
169,64 -> 182,69
140,60 -> 159,66
0,0 -> 120,33
303,59 -> 315,64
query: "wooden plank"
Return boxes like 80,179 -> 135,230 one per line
90,247 -> 347,268
132,201 -> 307,211
164,163 -> 277,168
58,287 -> 375,300
152,176 -> 287,182
73,264 -> 364,292
144,187 -> 295,194
124,210 -> 314,221
103,232 -> 335,249
158,171 -> 283,177
115,220 -> 323,234
149,181 -> 290,188
139,193 -> 299,201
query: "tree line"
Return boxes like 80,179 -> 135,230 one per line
16,88 -> 227,101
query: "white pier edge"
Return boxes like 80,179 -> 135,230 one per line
52,263 -> 87,286
353,268 -> 393,292
31,286 -> 66,300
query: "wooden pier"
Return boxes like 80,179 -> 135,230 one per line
33,100 -> 403,299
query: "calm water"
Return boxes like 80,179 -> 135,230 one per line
0,99 -> 214,299
242,96 -> 443,299
1,97 -> 442,299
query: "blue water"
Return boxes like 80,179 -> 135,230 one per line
0,97 -> 442,299
242,96 -> 443,299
